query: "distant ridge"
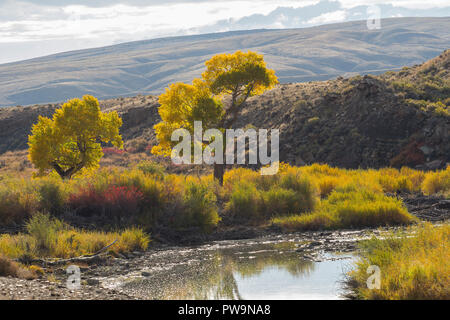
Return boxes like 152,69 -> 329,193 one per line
0,17 -> 449,107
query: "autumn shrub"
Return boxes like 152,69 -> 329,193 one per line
278,170 -> 318,212
68,184 -> 144,218
315,176 -> 342,197
422,166 -> 450,196
262,187 -> 302,216
136,160 -> 166,178
0,179 -> 36,225
347,223 -> 450,299
102,147 -> 125,156
225,181 -> 262,221
36,176 -> 67,215
175,181 -> 220,232
25,212 -> 68,253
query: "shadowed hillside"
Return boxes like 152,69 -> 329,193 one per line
0,50 -> 448,172
0,17 -> 449,107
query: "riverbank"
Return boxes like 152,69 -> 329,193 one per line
0,225 -> 398,300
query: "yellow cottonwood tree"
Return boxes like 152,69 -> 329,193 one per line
28,95 -> 123,179
152,51 -> 278,185
202,51 -> 278,184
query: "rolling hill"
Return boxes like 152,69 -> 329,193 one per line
0,17 -> 449,107
1,50 -> 448,172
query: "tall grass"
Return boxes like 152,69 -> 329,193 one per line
0,213 -> 150,259
347,223 -> 449,300
422,167 -> 450,196
273,188 -> 416,231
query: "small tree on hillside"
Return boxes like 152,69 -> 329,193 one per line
28,95 -> 123,179
152,51 -> 278,185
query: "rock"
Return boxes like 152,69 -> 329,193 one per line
308,241 -> 322,247
419,145 -> 433,155
86,279 -> 100,286
426,159 -> 444,170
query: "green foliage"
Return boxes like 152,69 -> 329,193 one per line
136,161 -> 166,178
278,170 -> 318,212
225,181 -> 262,221
262,187 -> 301,216
178,181 -> 220,231
28,95 -> 123,179
25,212 -> 68,252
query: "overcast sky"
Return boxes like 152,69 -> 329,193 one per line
0,0 -> 449,64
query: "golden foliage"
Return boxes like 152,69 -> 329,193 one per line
28,95 -> 123,179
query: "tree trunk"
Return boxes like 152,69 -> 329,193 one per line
214,163 -> 224,186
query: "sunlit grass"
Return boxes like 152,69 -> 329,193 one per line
347,223 -> 450,300
0,213 -> 150,259
273,188 -> 417,231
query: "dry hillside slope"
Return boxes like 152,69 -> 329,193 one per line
0,50 -> 448,170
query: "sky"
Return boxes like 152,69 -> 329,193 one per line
0,0 -> 449,64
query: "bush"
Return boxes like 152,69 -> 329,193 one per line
68,185 -> 144,218
177,182 -> 220,232
136,160 -> 166,178
316,176 -> 341,197
25,212 -> 68,252
36,177 -> 67,215
0,179 -> 36,225
262,187 -> 302,216
225,182 -> 262,221
0,255 -> 35,279
278,170 -> 318,212
422,167 -> 450,196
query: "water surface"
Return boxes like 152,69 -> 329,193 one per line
111,239 -> 355,300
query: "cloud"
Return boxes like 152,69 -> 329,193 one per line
1,0 -> 450,64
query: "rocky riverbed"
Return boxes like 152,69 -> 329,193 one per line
0,227 -> 395,300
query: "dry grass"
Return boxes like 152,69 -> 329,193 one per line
0,254 -> 35,279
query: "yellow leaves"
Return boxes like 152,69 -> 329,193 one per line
28,95 -> 123,179
152,50 -> 278,158
202,50 -> 278,98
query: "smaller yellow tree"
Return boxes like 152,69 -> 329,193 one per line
28,95 -> 123,179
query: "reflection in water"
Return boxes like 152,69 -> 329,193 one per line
121,242 -> 352,300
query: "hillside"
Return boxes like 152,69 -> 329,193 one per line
0,17 -> 449,107
0,50 -> 448,172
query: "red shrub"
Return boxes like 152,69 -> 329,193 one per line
390,141 -> 426,168
68,185 -> 144,218
102,147 -> 125,156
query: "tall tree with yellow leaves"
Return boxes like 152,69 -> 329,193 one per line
152,51 -> 278,185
